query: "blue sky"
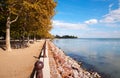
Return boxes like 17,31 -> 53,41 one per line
51,0 -> 120,38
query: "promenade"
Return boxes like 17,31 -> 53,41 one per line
0,40 -> 44,78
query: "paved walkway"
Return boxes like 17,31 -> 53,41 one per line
34,41 -> 50,78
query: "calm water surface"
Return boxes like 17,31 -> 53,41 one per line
53,38 -> 120,78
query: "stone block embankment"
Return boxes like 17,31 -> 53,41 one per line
48,41 -> 101,78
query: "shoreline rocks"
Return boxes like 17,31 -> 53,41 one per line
48,41 -> 101,78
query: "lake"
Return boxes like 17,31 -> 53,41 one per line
53,38 -> 120,78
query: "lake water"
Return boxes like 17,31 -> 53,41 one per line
53,38 -> 120,78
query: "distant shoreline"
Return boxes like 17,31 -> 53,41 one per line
55,35 -> 78,39
54,38 -> 120,40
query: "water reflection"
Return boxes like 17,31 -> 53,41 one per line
53,39 -> 120,78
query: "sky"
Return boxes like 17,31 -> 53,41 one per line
51,0 -> 120,38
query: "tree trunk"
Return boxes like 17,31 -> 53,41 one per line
6,17 -> 11,51
27,35 -> 30,44
27,35 -> 30,45
5,16 -> 18,51
33,34 -> 36,43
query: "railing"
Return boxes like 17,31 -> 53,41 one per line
33,40 -> 47,78
42,40 -> 47,58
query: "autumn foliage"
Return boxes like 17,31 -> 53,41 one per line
0,0 -> 57,51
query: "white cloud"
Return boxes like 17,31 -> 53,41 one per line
109,4 -> 114,12
100,9 -> 120,23
52,20 -> 87,30
100,16 -> 114,23
100,0 -> 120,24
109,4 -> 113,8
84,19 -> 98,24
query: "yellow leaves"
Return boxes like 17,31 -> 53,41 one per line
7,0 -> 57,38
9,7 -> 18,15
7,0 -> 15,5
6,0 -> 22,15
23,1 -> 32,11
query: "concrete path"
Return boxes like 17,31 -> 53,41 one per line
34,41 -> 50,78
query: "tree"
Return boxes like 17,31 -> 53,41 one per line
0,0 -> 57,51
20,0 -> 56,39
0,0 -> 22,51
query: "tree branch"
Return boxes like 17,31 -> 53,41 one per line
10,16 -> 18,24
